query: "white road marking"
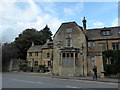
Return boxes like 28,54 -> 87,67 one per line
11,79 -> 43,84
66,85 -> 80,88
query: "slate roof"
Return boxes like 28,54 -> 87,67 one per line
86,26 -> 120,41
27,45 -> 43,52
27,41 -> 53,52
42,41 -> 53,49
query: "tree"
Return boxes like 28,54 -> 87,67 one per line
2,43 -> 19,72
40,25 -> 53,41
12,28 -> 42,59
12,25 -> 53,60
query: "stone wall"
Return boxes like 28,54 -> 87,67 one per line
53,22 -> 88,76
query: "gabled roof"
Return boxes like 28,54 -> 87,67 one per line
86,26 -> 120,41
53,21 -> 83,38
27,41 -> 53,52
42,41 -> 53,49
27,45 -> 43,52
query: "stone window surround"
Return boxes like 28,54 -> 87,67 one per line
112,42 -> 119,50
29,52 -> 32,56
90,56 -> 95,66
60,52 -> 79,67
98,43 -> 106,50
66,38 -> 72,47
34,61 -> 38,66
35,52 -> 38,56
88,41 -> 95,47
47,52 -> 50,57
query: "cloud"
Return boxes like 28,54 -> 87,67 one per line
111,18 -> 118,27
0,0 -> 62,42
16,14 -> 62,35
64,3 -> 83,16
92,21 -> 104,27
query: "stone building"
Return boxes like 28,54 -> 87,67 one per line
41,40 -> 53,69
27,41 -> 53,70
53,22 -> 88,76
86,26 -> 120,76
53,17 -> 120,77
26,17 -> 120,77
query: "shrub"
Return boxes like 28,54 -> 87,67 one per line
103,50 -> 120,75
19,64 -> 27,70
39,65 -> 46,69
107,74 -> 120,79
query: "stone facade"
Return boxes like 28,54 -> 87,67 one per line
53,22 -> 87,76
26,18 -> 120,77
27,41 -> 53,70
86,27 -> 120,76
53,20 -> 120,77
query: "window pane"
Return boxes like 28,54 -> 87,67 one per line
34,61 -> 38,66
29,53 -> 32,56
62,53 -> 65,57
67,53 -> 69,57
92,42 -> 95,47
102,31 -> 106,35
106,31 -> 110,35
70,53 -> 73,57
90,56 -> 95,66
66,38 -> 72,47
61,53 -> 74,67
88,42 -> 91,47
98,43 -> 106,50
112,42 -> 119,50
88,42 -> 95,47
35,52 -> 38,56
75,58 -> 78,66
75,53 -> 78,57
101,31 -> 111,36
48,61 -> 51,66
47,53 -> 50,57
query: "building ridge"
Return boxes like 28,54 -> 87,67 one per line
87,26 -> 120,31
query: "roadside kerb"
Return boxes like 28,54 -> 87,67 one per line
12,71 -> 118,83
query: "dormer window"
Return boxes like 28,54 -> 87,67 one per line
118,31 -> 120,35
101,30 -> 111,36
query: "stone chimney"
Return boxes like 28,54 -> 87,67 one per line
82,17 -> 87,30
31,41 -> 34,46
46,39 -> 50,43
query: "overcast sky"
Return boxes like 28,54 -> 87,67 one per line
0,0 -> 119,43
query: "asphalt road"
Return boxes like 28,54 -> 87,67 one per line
2,72 -> 118,88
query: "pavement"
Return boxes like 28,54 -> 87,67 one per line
52,75 -> 118,83
16,71 -> 119,83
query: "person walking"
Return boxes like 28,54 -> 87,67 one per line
93,66 -> 97,79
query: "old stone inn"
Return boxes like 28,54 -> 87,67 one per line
27,17 -> 120,77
